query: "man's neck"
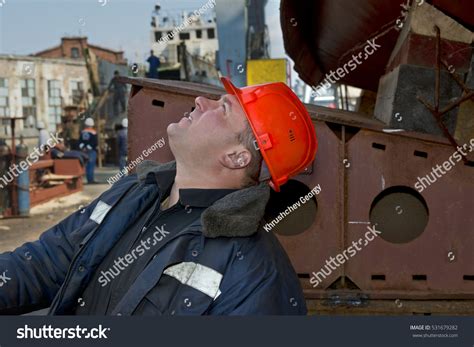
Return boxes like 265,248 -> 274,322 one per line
166,162 -> 242,207
167,171 -> 218,207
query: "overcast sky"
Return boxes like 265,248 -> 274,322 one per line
0,0 -> 286,64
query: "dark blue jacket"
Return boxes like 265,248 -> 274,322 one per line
146,55 -> 160,78
0,161 -> 307,315
79,128 -> 97,152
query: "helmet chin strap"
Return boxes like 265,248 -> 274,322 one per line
258,160 -> 272,182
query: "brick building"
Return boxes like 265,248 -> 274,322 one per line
33,37 -> 127,65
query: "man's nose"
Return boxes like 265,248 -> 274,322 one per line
194,96 -> 217,111
194,96 -> 206,111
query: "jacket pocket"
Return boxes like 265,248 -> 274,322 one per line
132,271 -> 217,316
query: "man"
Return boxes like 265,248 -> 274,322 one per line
117,118 -> 128,171
79,117 -> 98,184
108,71 -> 127,117
146,50 -> 160,79
0,77 -> 317,315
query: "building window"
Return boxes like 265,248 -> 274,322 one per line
48,80 -> 62,131
0,78 -> 10,133
0,78 -> 9,118
70,80 -> 84,105
71,47 -> 80,58
196,29 -> 202,39
207,28 -> 215,39
179,32 -> 190,40
21,79 -> 36,122
155,31 -> 163,41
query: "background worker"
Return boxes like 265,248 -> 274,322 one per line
79,117 -> 98,184
108,70 -> 127,118
146,50 -> 161,79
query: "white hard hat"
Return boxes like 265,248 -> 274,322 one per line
122,118 -> 128,128
37,121 -> 45,129
85,117 -> 94,127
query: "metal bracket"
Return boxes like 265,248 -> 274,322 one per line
322,293 -> 370,308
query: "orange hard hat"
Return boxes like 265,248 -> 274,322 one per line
221,77 -> 317,192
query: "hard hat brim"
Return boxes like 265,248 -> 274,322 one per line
220,77 -> 241,96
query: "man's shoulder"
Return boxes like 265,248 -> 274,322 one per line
240,230 -> 292,265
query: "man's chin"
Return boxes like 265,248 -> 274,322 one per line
166,122 -> 180,136
166,124 -> 185,152
168,117 -> 191,133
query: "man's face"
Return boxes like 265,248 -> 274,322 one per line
167,94 -> 249,168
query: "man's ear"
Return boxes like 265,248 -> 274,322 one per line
221,150 -> 252,169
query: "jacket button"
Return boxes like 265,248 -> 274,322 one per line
191,250 -> 199,257
78,265 -> 85,272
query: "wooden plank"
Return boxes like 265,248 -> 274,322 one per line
41,173 -> 78,181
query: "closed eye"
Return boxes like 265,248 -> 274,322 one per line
220,96 -> 232,116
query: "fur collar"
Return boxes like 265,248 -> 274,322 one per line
136,160 -> 270,238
